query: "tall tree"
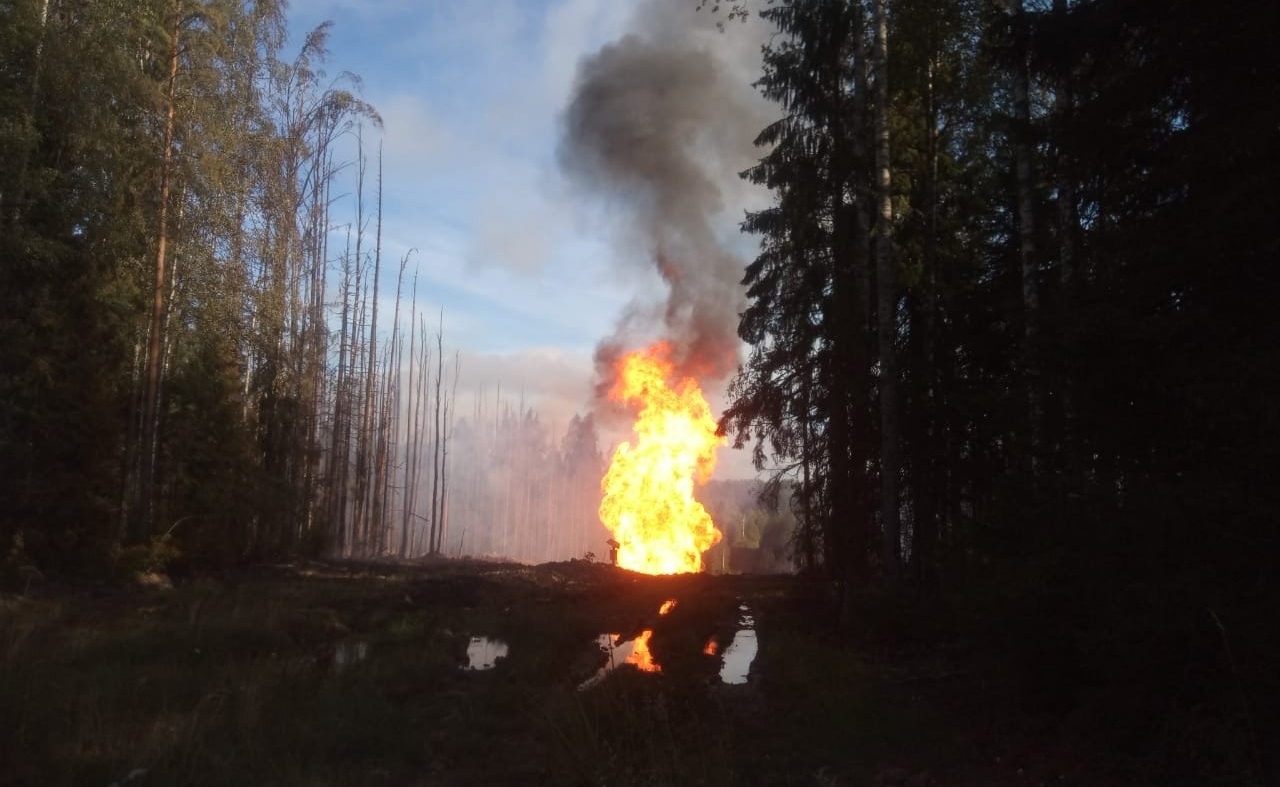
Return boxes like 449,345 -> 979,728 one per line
871,0 -> 900,577
428,312 -> 446,555
1,0 -> 155,569
722,0 -> 878,591
1007,0 -> 1041,476
134,0 -> 184,545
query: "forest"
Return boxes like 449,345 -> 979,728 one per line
713,0 -> 1278,778
0,0 -> 631,574
1,0 -> 1277,782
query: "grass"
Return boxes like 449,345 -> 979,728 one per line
1,560 -> 1252,786
0,564 -> 757,785
0,565 -> 954,786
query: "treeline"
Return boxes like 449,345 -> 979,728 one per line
0,1 -> 467,574
700,479 -> 796,574
721,0 -> 1276,778
441,407 -> 607,564
442,412 -> 796,569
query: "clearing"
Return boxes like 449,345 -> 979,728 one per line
2,560 -> 1120,786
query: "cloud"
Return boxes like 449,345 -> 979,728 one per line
467,198 -> 558,275
374,93 -> 453,178
454,346 -> 595,431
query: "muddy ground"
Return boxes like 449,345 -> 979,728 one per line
1,559 -> 1125,786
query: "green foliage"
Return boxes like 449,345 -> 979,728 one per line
0,0 -> 392,571
160,331 -> 259,567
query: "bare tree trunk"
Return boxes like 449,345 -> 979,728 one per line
428,312 -> 445,554
399,273 -> 418,557
359,143 -> 383,552
380,251 -> 411,553
135,1 -> 183,544
411,316 -> 432,555
329,232 -> 354,553
349,136 -> 368,554
438,351 -> 459,555
302,148 -> 334,552
499,392 -> 513,557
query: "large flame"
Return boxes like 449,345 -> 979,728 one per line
599,342 -> 724,574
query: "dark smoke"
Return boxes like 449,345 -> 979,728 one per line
559,3 -> 767,398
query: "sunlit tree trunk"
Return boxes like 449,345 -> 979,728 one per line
135,0 -> 183,544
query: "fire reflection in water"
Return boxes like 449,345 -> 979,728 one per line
577,599 -> 675,691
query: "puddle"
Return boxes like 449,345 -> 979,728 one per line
575,598 -> 760,689
719,604 -> 757,685
463,636 -> 508,670
578,599 -> 675,691
333,640 -> 368,672
578,631 -> 660,690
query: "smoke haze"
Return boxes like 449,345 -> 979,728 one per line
558,0 -> 773,398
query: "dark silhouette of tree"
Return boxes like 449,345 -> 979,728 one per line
724,0 -> 1278,777
722,0 -> 879,598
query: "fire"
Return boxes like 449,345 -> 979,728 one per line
625,631 -> 659,671
599,342 -> 724,574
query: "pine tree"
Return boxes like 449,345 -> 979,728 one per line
722,0 -> 878,587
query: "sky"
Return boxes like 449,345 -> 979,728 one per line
283,0 -> 777,478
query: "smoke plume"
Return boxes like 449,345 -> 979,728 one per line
558,0 -> 769,396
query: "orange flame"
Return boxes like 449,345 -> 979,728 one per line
599,342 -> 724,574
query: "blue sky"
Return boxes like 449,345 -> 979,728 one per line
283,0 -> 774,477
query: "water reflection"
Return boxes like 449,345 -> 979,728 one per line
578,631 -> 660,690
333,640 -> 368,672
463,636 -> 508,670
578,599 -> 676,691
719,604 -> 757,685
